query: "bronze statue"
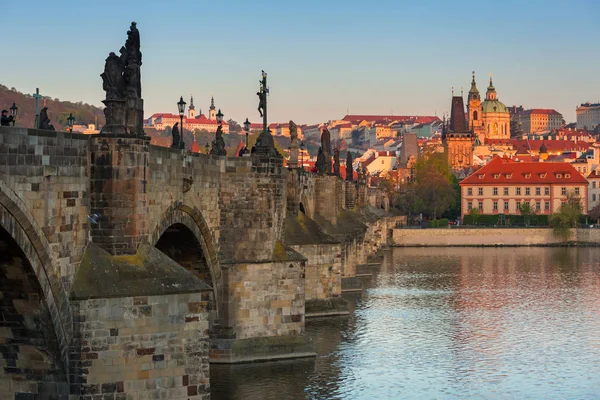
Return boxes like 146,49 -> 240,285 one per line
171,122 -> 180,149
257,91 -> 265,117
316,147 -> 327,175
346,151 -> 354,181
39,107 -> 55,131
333,147 -> 340,177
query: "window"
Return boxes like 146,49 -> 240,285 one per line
545,201 -> 550,211
493,201 -> 498,211
593,194 -> 597,202
504,201 -> 509,211
594,182 -> 597,189
516,187 -> 521,195
561,201 -> 566,207
535,187 -> 541,196
575,187 -> 580,195
525,187 -> 531,196
467,188 -> 473,196
545,187 -> 550,196
561,187 -> 567,195
504,187 -> 509,196
536,202 -> 541,211
493,187 -> 498,196
478,187 -> 483,196
468,202 -> 472,211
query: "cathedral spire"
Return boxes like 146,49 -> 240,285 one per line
469,71 -> 479,94
209,94 -> 215,111
189,95 -> 195,110
486,73 -> 497,100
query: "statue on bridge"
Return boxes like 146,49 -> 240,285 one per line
316,147 -> 327,175
38,107 -> 55,131
333,147 -> 340,177
171,122 -> 180,149
100,22 -> 144,136
346,151 -> 354,181
288,120 -> 299,168
210,125 -> 227,156
320,127 -> 332,174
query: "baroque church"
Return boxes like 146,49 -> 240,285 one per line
444,72 -> 511,170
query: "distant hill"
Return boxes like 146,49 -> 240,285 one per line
0,84 -> 105,130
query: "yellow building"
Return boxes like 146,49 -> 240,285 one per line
514,109 -> 563,134
468,74 -> 510,142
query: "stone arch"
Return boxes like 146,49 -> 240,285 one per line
0,181 -> 69,396
151,204 -> 222,316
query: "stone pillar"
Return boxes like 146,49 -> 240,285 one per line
314,175 -> 340,225
345,181 -> 357,209
89,135 -> 149,255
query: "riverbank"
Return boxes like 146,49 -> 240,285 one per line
392,228 -> 600,247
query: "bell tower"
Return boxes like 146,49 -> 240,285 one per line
209,94 -> 216,121
188,95 -> 196,119
467,71 -> 483,141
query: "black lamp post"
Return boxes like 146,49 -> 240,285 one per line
299,140 -> 306,173
244,117 -> 250,149
9,102 -> 18,127
177,96 -> 186,149
205,142 -> 210,154
216,109 -> 224,125
67,113 -> 75,133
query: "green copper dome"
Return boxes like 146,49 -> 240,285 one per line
481,99 -> 509,113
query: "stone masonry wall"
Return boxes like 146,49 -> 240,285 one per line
220,260 -> 305,341
290,244 -> 342,301
0,127 -> 89,294
314,175 -> 339,225
70,293 -> 210,400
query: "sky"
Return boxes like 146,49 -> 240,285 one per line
2,0 -> 599,125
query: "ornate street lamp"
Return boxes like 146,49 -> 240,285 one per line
9,102 -> 18,127
216,109 -> 224,125
299,140 -> 306,173
67,113 -> 75,133
177,96 -> 186,149
244,117 -> 250,149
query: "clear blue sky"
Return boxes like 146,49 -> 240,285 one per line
2,0 -> 599,124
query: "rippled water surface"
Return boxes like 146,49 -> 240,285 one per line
211,248 -> 600,399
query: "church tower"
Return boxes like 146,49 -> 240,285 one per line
444,94 -> 475,171
188,95 -> 196,119
209,95 -> 216,121
467,71 -> 484,142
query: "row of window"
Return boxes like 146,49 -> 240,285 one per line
467,200 -> 552,212
466,187 -> 580,196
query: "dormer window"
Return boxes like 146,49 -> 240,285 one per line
565,174 -> 570,178
494,174 -> 500,179
540,173 -> 547,178
506,173 -> 512,179
557,173 -> 562,178
478,174 -> 485,179
525,173 -> 531,179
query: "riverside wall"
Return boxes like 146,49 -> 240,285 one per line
393,228 -> 600,247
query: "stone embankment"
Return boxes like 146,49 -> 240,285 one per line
392,228 -> 600,247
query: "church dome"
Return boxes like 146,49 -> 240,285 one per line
481,99 -> 509,114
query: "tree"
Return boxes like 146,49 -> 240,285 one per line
518,201 -> 536,227
549,193 -> 583,240
589,203 -> 600,223
469,208 -> 481,225
411,152 -> 456,220
227,119 -> 241,133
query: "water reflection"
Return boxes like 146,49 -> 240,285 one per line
211,248 -> 600,399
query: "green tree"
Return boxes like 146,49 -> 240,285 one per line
469,207 -> 481,225
549,193 -> 583,240
227,119 -> 242,133
412,152 -> 456,220
518,201 -> 536,227
589,203 -> 600,223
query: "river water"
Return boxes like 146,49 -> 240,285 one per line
211,247 -> 600,399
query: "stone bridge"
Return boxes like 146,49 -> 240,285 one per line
0,126 -> 399,399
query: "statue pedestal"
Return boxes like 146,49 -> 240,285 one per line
101,99 -> 128,135
126,97 -> 144,136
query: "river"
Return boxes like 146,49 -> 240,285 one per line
211,247 -> 600,399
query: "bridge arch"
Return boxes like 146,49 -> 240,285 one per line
151,204 -> 222,318
0,181 -> 69,396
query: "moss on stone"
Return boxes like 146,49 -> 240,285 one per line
284,212 -> 339,246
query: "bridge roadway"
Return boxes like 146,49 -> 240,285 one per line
0,126 -> 398,399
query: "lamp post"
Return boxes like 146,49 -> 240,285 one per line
67,113 -> 75,133
244,117 -> 250,150
299,140 -> 305,173
205,142 -> 210,154
177,96 -> 186,149
216,109 -> 223,125
9,102 -> 18,127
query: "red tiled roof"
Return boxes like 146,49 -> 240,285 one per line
517,108 -> 562,116
487,139 -> 590,152
460,156 -> 587,185
342,115 -> 440,124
